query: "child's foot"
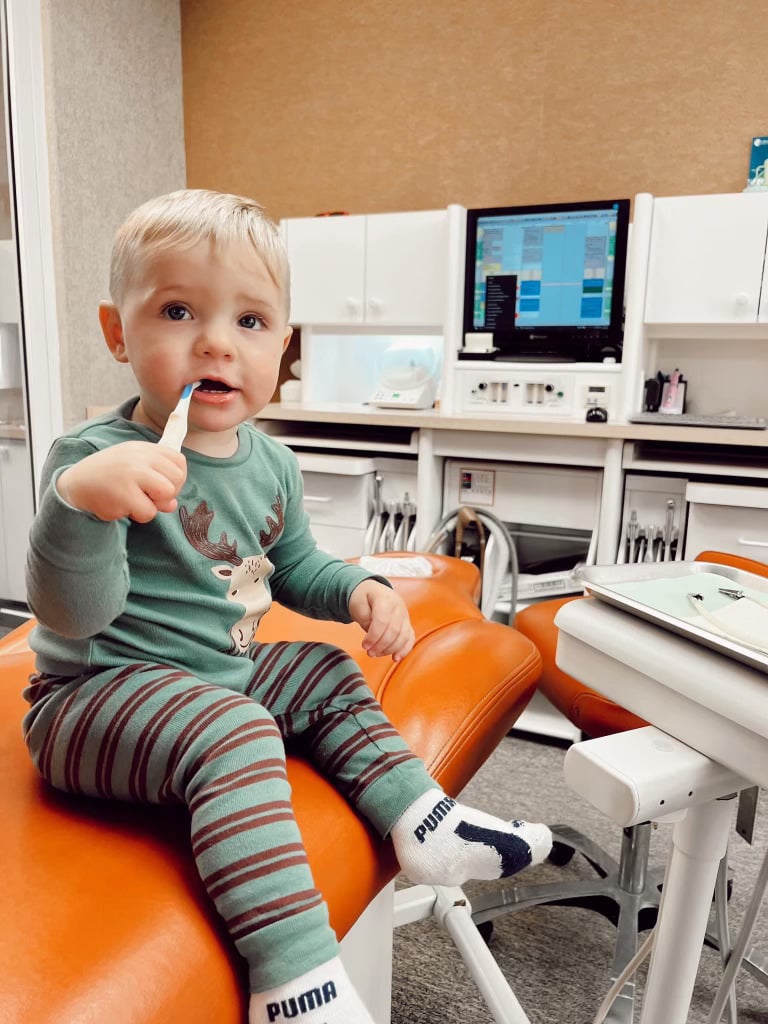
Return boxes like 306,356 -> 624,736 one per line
391,788 -> 552,886
248,957 -> 375,1024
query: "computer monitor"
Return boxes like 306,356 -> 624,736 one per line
462,198 -> 630,362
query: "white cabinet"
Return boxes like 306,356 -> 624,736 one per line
684,482 -> 768,563
296,452 -> 375,559
645,193 -> 768,324
282,210 -> 448,327
0,439 -> 34,602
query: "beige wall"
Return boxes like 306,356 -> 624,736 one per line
181,0 -> 768,220
42,0 -> 186,427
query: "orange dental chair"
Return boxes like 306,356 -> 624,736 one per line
0,553 -> 542,1024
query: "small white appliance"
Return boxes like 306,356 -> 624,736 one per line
369,339 -> 439,410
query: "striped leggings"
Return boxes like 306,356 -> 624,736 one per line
22,641 -> 434,992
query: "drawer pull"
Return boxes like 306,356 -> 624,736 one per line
303,495 -> 333,504
737,538 -> 768,548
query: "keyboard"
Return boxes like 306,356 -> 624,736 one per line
630,412 -> 767,430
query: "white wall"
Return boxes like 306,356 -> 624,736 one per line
40,0 -> 186,428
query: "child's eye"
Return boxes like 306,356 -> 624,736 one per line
163,304 -> 191,321
239,313 -> 264,330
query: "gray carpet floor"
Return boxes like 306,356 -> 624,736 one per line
391,733 -> 768,1023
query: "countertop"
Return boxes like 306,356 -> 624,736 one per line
256,402 -> 768,448
84,400 -> 768,448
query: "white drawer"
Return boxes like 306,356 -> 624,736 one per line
685,483 -> 768,563
311,523 -> 367,559
296,453 -> 375,530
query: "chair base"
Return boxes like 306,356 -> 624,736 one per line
394,883 -> 532,1024
470,822 -> 663,1024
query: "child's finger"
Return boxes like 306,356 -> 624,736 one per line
127,488 -> 163,523
387,622 -> 416,661
365,616 -> 414,658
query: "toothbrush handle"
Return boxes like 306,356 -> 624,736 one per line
158,409 -> 187,451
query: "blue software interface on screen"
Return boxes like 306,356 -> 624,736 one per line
472,205 -> 621,332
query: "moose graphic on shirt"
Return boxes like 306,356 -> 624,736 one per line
179,498 -> 284,653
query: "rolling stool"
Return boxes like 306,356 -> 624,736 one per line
470,550 -> 768,1023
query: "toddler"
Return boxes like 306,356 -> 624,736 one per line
22,189 -> 552,1023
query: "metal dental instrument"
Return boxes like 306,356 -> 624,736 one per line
645,525 -> 660,563
663,499 -> 676,561
627,509 -> 638,563
393,500 -> 408,550
379,499 -> 397,552
654,526 -> 664,562
398,492 -> 416,551
364,474 -> 384,554
717,586 -> 768,609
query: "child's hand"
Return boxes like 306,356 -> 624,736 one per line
56,441 -> 187,523
348,579 -> 415,662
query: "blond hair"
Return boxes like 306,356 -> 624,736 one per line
109,189 -> 290,317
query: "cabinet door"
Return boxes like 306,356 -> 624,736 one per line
645,194 -> 768,324
0,441 -> 35,602
365,210 -> 447,326
685,483 -> 768,563
284,215 -> 366,324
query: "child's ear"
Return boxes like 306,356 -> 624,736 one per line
281,326 -> 293,354
99,302 -> 128,363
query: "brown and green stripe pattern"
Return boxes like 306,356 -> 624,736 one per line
23,640 -> 433,991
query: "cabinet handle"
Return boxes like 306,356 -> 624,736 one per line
734,292 -> 751,310
367,297 -> 383,317
303,495 -> 333,504
0,446 -> 8,460
737,537 -> 768,548
344,297 -> 362,318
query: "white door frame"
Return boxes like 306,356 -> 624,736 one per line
6,0 -> 62,497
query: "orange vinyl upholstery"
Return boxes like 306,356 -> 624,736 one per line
515,595 -> 647,739
515,550 -> 768,740
0,553 -> 541,1024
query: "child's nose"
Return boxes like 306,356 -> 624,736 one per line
196,324 -> 235,359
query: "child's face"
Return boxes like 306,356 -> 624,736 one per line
100,238 -> 292,457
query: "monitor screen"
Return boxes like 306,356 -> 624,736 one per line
463,198 -> 630,362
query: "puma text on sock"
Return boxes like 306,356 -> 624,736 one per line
391,788 -> 553,886
248,957 -> 375,1024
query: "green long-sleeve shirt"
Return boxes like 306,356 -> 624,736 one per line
27,399 -> 379,688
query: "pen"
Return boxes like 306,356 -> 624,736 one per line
662,368 -> 681,411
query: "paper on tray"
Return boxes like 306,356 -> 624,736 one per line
609,571 -> 768,654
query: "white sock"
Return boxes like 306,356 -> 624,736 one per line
248,957 -> 375,1024
391,788 -> 553,886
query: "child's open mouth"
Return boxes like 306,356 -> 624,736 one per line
197,379 -> 234,394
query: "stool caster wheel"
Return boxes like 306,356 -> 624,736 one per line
547,841 -> 575,866
476,920 -> 494,944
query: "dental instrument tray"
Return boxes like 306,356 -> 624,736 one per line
576,561 -> 768,673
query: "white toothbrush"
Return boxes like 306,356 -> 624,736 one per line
158,382 -> 201,450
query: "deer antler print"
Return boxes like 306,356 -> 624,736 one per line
179,501 -> 242,565
259,496 -> 284,549
179,500 -> 273,653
